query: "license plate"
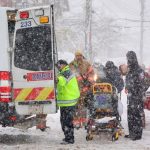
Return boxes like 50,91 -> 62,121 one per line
28,105 -> 43,114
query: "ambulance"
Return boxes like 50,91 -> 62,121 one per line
0,7 -> 16,102
0,5 -> 58,127
0,7 -> 17,126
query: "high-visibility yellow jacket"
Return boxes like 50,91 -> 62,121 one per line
56,65 -> 80,107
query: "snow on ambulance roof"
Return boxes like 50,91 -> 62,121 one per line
18,5 -> 49,12
0,7 -> 15,11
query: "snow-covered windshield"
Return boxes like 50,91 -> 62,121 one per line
14,25 -> 53,71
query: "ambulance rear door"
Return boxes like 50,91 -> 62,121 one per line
12,6 -> 57,115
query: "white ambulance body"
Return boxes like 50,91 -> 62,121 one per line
0,8 -> 10,72
12,6 -> 57,115
0,7 -> 16,103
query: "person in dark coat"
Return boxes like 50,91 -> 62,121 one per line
105,61 -> 124,94
125,51 -> 146,141
104,61 -> 124,120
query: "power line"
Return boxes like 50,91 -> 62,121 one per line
115,18 -> 150,23
93,10 -> 150,23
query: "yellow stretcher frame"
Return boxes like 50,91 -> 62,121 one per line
93,83 -> 113,94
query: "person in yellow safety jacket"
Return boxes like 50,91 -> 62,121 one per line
69,50 -> 95,107
56,59 -> 80,144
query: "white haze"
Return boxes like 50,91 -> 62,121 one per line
55,0 -> 150,67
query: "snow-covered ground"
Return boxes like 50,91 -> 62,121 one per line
0,91 -> 150,150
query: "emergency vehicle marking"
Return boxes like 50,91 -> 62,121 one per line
20,21 -> 31,28
15,88 -> 33,101
25,87 -> 42,100
27,71 -> 53,81
35,87 -> 53,101
14,87 -> 54,101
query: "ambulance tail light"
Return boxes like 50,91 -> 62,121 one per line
20,11 -> 29,19
40,16 -> 49,23
0,71 -> 10,80
0,71 -> 11,102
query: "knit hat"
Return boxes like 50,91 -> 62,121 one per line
105,61 -> 115,69
75,50 -> 83,56
56,59 -> 68,67
126,51 -> 138,69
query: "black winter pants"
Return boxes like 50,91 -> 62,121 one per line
127,105 -> 143,138
60,106 -> 75,142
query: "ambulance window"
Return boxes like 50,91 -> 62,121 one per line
14,25 -> 52,71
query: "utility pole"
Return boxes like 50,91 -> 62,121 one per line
139,0 -> 145,64
85,0 -> 92,62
